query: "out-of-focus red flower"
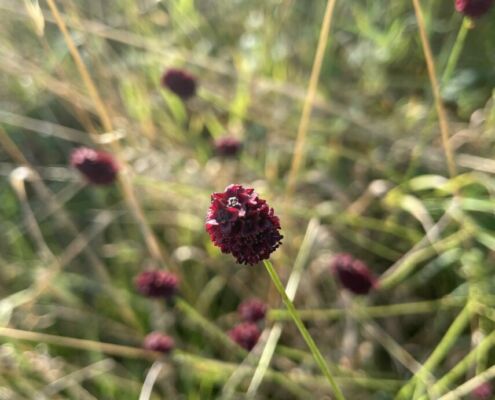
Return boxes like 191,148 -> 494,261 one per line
161,68 -> 197,99
214,136 -> 242,158
143,332 -> 174,354
135,270 -> 179,299
455,0 -> 494,17
229,322 -> 261,351
238,298 -> 267,323
472,382 -> 493,399
70,147 -> 119,185
331,253 -> 376,295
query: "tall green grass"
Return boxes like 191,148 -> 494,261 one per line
0,0 -> 495,398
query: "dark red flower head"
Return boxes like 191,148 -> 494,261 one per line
472,382 -> 493,399
205,184 -> 283,265
331,253 -> 376,295
143,332 -> 175,354
214,136 -> 243,158
134,270 -> 179,299
238,298 -> 267,323
70,147 -> 119,185
229,322 -> 261,351
455,0 -> 494,17
161,68 -> 197,99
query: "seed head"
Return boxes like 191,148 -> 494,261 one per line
331,253 -> 376,295
229,322 -> 261,351
70,147 -> 118,185
205,184 -> 283,265
134,270 -> 179,299
214,136 -> 243,158
455,0 -> 494,17
161,68 -> 197,99
238,298 -> 267,323
143,332 -> 174,354
472,382 -> 493,399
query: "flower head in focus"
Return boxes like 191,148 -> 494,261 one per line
205,184 -> 283,265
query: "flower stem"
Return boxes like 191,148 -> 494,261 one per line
442,17 -> 470,84
263,260 -> 346,400
411,0 -> 457,178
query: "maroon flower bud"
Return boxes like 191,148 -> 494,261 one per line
455,0 -> 494,17
238,298 -> 267,323
143,332 -> 174,354
229,322 -> 261,351
214,136 -> 242,158
472,382 -> 493,399
331,253 -> 376,295
161,68 -> 197,99
205,184 -> 283,265
70,147 -> 118,185
134,270 -> 179,299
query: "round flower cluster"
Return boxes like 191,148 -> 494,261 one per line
455,0 -> 494,17
70,147 -> 119,185
161,68 -> 197,99
228,322 -> 261,351
238,298 -> 267,323
472,382 -> 493,399
205,184 -> 283,265
143,332 -> 175,354
228,298 -> 267,350
134,270 -> 179,300
331,253 -> 376,295
214,136 -> 243,158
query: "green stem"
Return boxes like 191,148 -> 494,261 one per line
269,297 -> 466,321
416,322 -> 495,400
394,304 -> 471,399
379,229 -> 471,290
263,260 -> 346,400
442,18 -> 470,84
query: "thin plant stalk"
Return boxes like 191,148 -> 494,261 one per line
285,0 -> 337,197
442,18 -> 470,84
412,0 -> 457,178
269,296 -> 466,321
263,260 -> 346,400
416,328 -> 495,400
45,0 -> 170,268
394,304 -> 471,399
246,219 -> 320,398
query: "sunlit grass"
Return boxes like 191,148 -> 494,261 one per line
0,0 -> 495,398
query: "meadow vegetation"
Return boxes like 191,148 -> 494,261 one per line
1,0 -> 495,398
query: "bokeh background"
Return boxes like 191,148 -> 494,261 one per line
1,0 -> 495,399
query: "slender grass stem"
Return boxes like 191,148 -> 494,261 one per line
285,0 -> 337,197
45,0 -> 170,268
269,296 -> 466,321
412,0 -> 457,178
246,219 -> 320,397
416,329 -> 495,400
438,365 -> 495,400
442,18 -> 470,84
263,260 -> 346,400
394,304 -> 471,399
